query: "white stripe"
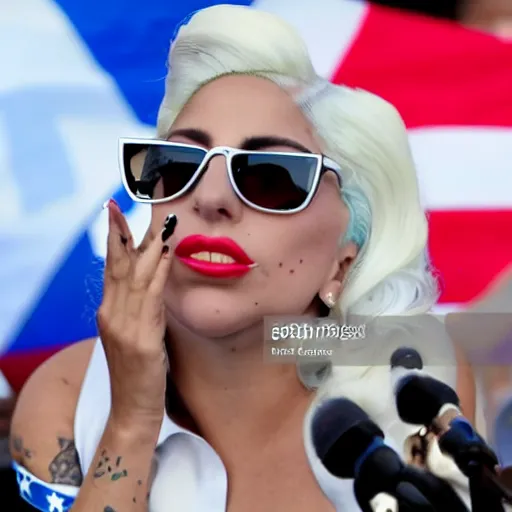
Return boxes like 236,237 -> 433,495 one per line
432,304 -> 463,315
409,127 -> 512,210
0,0 -> 107,91
253,0 -> 368,78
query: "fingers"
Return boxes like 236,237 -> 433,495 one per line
130,214 -> 177,291
102,200 -> 136,310
131,214 -> 176,290
104,200 -> 136,279
142,246 -> 173,321
125,214 -> 177,319
98,205 -> 176,356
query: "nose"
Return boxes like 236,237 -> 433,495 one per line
190,154 -> 244,223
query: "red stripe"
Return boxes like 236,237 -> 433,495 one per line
428,210 -> 512,304
332,4 -> 512,129
328,4 -> 512,304
0,347 -> 63,393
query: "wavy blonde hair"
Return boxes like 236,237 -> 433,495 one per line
156,5 -> 440,388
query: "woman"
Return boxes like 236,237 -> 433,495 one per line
10,5 -> 479,511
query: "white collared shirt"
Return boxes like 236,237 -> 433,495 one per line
72,338 -> 359,511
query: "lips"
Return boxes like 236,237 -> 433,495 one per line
175,235 -> 256,278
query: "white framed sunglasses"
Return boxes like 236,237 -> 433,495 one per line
119,138 -> 343,214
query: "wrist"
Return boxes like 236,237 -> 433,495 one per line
106,412 -> 162,445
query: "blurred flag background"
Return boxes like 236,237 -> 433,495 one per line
0,0 -> 511,393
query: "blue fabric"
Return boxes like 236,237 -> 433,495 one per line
4,1 -> 254,357
52,0 -> 253,126
13,461 -> 77,512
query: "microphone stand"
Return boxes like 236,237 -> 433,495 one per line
468,464 -> 504,512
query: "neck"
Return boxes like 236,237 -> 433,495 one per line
459,0 -> 512,38
165,319 -> 314,463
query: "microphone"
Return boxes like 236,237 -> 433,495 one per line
394,373 -> 461,435
311,397 -> 467,512
390,346 -> 424,371
311,397 -> 385,480
390,347 -> 454,430
391,348 -> 509,511
392,363 -> 498,476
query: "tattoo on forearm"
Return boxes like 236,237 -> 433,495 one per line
104,507 -> 116,512
48,437 -> 83,486
93,449 -> 128,481
11,436 -> 33,461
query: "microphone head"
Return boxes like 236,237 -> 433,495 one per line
395,374 -> 460,425
311,397 -> 384,478
390,347 -> 423,370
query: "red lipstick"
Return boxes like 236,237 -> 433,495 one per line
175,235 -> 256,278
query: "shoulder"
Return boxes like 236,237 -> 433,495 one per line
10,338 -> 96,483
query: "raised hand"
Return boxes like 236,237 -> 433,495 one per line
96,200 -> 177,429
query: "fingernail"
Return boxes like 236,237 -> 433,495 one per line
162,245 -> 169,255
120,235 -> 128,246
103,198 -> 120,210
161,214 -> 177,242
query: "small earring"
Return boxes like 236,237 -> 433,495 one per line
324,292 -> 336,308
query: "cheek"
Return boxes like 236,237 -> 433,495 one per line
263,202 -> 344,292
150,206 -> 171,234
150,200 -> 189,237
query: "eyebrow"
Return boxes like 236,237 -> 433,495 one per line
167,128 -> 313,154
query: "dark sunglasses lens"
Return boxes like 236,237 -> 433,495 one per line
122,143 -> 205,200
231,153 -> 318,211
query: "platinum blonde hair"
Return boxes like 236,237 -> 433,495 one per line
156,5 -> 440,387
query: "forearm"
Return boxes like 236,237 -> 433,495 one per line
71,417 -> 160,512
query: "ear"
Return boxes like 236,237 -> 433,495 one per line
318,241 -> 358,308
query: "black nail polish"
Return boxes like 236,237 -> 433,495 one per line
162,245 -> 169,254
162,214 -> 177,242
120,235 -> 128,246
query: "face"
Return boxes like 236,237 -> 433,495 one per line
149,75 -> 356,338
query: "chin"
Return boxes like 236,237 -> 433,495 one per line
166,287 -> 262,339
